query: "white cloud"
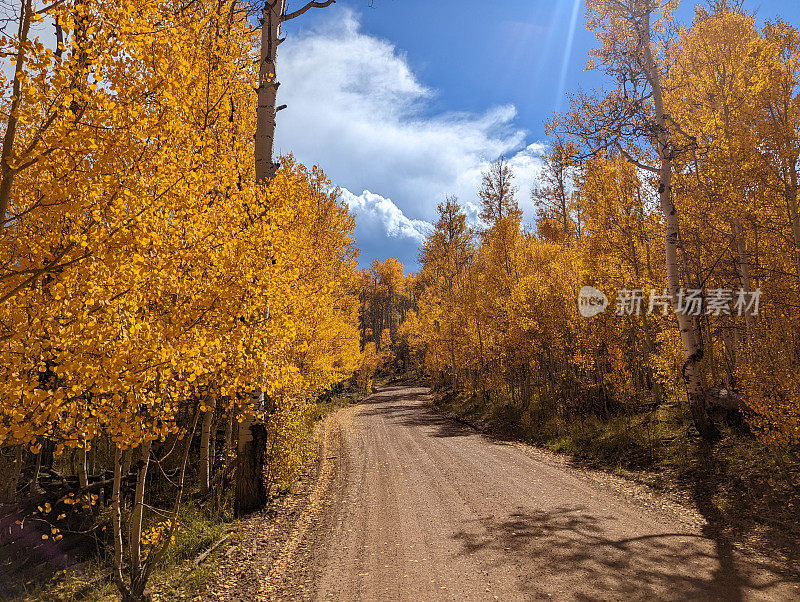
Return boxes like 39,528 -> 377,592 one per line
450,141 -> 547,225
341,189 -> 432,244
277,8 -> 546,238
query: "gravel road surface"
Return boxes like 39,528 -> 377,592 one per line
249,386 -> 800,601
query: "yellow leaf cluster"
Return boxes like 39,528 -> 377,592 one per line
0,0 -> 362,468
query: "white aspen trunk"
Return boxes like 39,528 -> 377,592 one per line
200,398 -> 216,496
238,0 -> 283,517
139,409 -> 201,593
29,449 -> 43,495
209,410 -> 217,479
641,14 -> 718,441
254,0 -> 285,183
111,447 -> 130,600
556,154 -> 569,238
128,440 -> 152,592
225,411 -> 235,458
237,0 -> 285,519
732,219 -> 753,333
89,443 -> 97,474
786,173 -> 800,290
240,0 -> 334,517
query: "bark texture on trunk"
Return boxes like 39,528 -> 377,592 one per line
235,414 -> 268,517
0,0 -> 32,223
238,0 -> 335,518
111,447 -> 129,600
732,219 -> 753,333
786,175 -> 800,290
128,440 -> 152,595
640,13 -> 719,442
254,0 -> 285,183
78,443 -> 89,489
29,450 -> 43,495
237,0 -> 285,518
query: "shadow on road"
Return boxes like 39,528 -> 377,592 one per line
360,386 -> 480,438
361,386 -> 799,600
686,446 -> 800,602
452,505 -> 791,601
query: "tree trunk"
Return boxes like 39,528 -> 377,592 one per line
237,0 -> 284,517
111,447 -> 130,600
239,0 -> 335,517
786,174 -> 800,291
199,398 -> 216,496
225,411 -> 235,458
254,0 -> 285,183
449,335 -> 457,387
235,406 -> 268,517
128,440 -> 152,594
122,447 -> 134,477
641,14 -> 718,442
732,219 -> 753,334
78,443 -> 89,489
0,0 -> 32,223
138,409 -> 201,598
29,449 -> 43,495
89,442 -> 97,474
0,446 -> 23,502
235,0 -> 285,518
210,409 -> 218,473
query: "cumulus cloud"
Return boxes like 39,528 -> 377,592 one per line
274,8 -> 546,266
335,189 -> 432,269
341,189 -> 432,244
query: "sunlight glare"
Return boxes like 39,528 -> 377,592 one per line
555,0 -> 582,114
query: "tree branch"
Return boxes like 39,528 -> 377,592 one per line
616,141 -> 659,175
282,0 -> 335,22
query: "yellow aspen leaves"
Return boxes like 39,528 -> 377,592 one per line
0,0 -> 363,475
405,2 -> 800,448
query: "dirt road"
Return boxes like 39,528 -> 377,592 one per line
256,386 -> 800,601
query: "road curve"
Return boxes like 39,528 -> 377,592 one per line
290,386 -> 798,601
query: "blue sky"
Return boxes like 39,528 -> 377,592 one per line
276,0 -> 800,271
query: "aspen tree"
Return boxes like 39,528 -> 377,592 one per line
254,0 -> 335,182
0,2 -> 363,597
532,138 -> 578,242
236,0 -> 335,515
419,198 -> 474,383
561,0 -> 720,440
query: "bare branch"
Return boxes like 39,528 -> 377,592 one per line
282,0 -> 335,22
616,141 -> 659,175
35,0 -> 68,15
